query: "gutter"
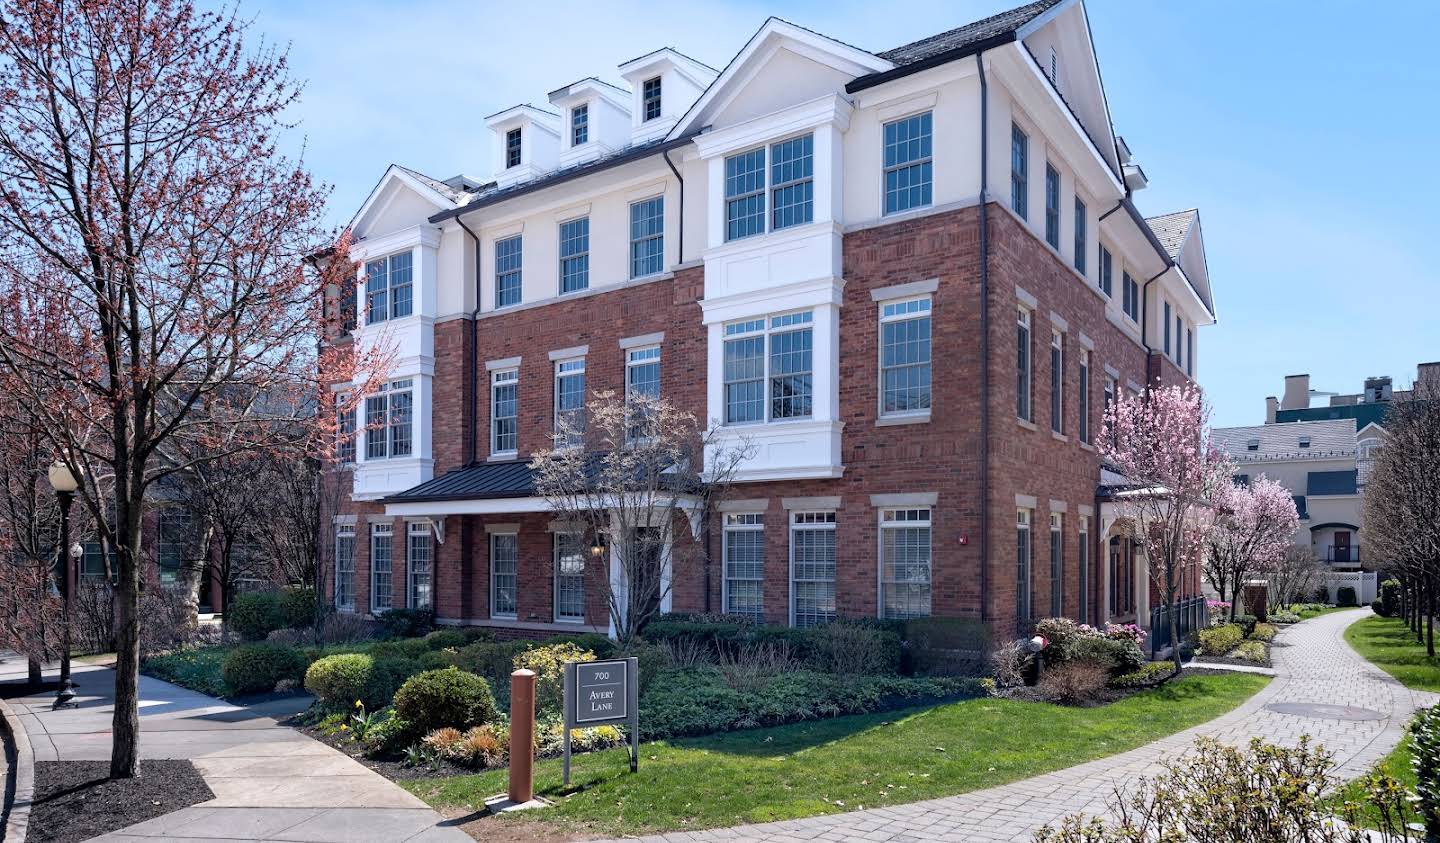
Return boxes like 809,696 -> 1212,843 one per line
976,50 -> 992,624
455,216 -> 484,466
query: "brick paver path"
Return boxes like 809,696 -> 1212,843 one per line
609,608 -> 1433,843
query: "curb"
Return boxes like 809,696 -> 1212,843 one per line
1,693 -> 35,843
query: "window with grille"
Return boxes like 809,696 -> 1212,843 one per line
1099,245 -> 1113,297
880,297 -> 931,417
1078,516 -> 1089,625
724,513 -> 764,621
770,134 -> 813,230
626,345 -> 660,441
495,235 -> 522,308
1073,197 -> 1087,275
554,358 -> 585,448
1078,350 -> 1091,444
1017,308 -> 1032,422
1017,509 -> 1032,625
408,522 -> 432,610
336,397 -> 356,464
1051,331 -> 1064,434
1011,124 -> 1028,219
491,533 -> 518,618
558,217 -> 589,294
571,104 -> 588,146
642,76 -> 662,121
335,525 -> 355,610
554,533 -> 586,622
505,128 -> 522,168
884,111 -> 932,214
1050,512 -> 1063,616
1044,164 -> 1060,248
880,508 -> 931,619
158,510 -> 188,584
629,196 -> 664,278
364,379 -> 412,460
722,311 -> 812,424
370,523 -> 392,613
365,251 -> 413,323
791,511 -> 836,627
724,147 -> 766,241
492,369 -> 518,455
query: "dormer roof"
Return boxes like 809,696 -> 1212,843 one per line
618,47 -> 718,86
483,103 -> 561,132
548,77 -> 630,110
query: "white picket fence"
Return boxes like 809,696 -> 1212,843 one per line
1319,571 -> 1378,606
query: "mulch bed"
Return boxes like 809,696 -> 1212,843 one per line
27,760 -> 213,843
292,720 -> 469,781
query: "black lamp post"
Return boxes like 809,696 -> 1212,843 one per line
47,461 -> 80,704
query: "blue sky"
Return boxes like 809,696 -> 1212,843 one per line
241,0 -> 1438,427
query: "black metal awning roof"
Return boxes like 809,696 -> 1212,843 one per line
382,461 -> 537,504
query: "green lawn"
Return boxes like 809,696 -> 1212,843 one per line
403,673 -> 1268,838
1295,605 -> 1350,620
1344,614 -> 1440,693
1333,736 -> 1416,829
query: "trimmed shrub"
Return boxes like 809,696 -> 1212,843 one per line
513,642 -> 595,712
1037,661 -> 1109,704
453,640 -> 532,688
223,643 -> 307,695
1232,614 -> 1258,637
1380,579 -> 1402,618
1110,661 -> 1175,688
378,608 -> 435,639
1270,610 -> 1301,624
422,629 -> 470,651
305,653 -> 374,708
1063,635 -> 1145,676
368,638 -> 431,661
1248,623 -> 1277,642
1337,585 -> 1358,607
903,617 -> 989,676
615,642 -> 672,695
643,617 -> 750,655
280,588 -> 318,629
227,592 -> 285,641
392,668 -> 498,737
1411,705 -> 1440,834
1232,641 -> 1268,663
797,622 -> 901,676
319,612 -> 373,645
370,657 -> 424,704
418,649 -> 458,671
551,632 -> 617,660
1196,624 -> 1244,656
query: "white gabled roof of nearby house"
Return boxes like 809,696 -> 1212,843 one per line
346,164 -> 482,239
1211,419 -> 1358,462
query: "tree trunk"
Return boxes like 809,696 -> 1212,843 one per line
110,543 -> 141,779
1428,577 -> 1435,659
27,657 -> 41,686
1168,549 -> 1183,673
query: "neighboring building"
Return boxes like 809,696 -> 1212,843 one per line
324,0 -> 1217,639
1212,363 -> 1438,572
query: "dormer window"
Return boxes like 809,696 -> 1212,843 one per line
1246,438 -> 1259,451
642,77 -> 662,121
571,104 -> 588,146
505,128 -> 522,168
1299,435 -> 1311,449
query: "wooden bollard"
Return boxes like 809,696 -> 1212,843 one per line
508,669 -> 537,804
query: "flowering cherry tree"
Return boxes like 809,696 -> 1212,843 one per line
1101,384 -> 1233,671
1206,475 -> 1301,619
0,2 -> 376,778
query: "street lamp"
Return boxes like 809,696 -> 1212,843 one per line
47,460 -> 80,705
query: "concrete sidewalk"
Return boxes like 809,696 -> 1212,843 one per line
0,655 -> 470,842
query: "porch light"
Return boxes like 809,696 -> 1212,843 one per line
590,536 -> 607,558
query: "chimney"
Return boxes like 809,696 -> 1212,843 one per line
1417,362 -> 1440,392
1281,374 -> 1310,410
1265,397 -> 1278,425
1363,376 -> 1393,403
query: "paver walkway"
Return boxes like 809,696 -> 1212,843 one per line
0,656 -> 469,842
606,608 -> 1433,843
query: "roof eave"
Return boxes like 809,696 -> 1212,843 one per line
845,31 -> 1018,94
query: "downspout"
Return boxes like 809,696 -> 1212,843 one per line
662,148 -> 684,263
455,216 -> 483,466
1140,267 -> 1165,391
976,51 -> 991,623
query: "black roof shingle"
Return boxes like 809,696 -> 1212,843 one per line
383,461 -> 536,503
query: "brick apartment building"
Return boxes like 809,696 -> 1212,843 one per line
324,0 -> 1217,639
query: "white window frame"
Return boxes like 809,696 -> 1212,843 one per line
553,357 -> 586,449
1078,349 -> 1091,445
370,523 -> 393,614
364,379 -> 413,461
881,110 -> 934,216
491,369 -> 519,457
723,133 -> 816,243
625,345 -> 661,443
364,250 -> 414,325
490,531 -> 518,619
335,524 -> 356,611
1049,511 -> 1063,617
1016,508 -> 1032,626
791,511 -> 837,628
723,513 -> 765,621
570,103 -> 588,147
722,310 -> 814,426
1050,330 -> 1064,434
628,195 -> 665,279
553,532 -> 586,623
558,216 -> 590,295
1078,515 -> 1090,625
407,522 -> 433,611
878,507 -> 932,620
878,295 -> 933,420
336,393 -> 356,465
1017,307 -> 1033,423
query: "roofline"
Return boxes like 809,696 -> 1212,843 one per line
846,31 -> 1018,94
380,489 -> 532,505
618,46 -> 720,74
547,76 -> 629,99
428,132 -> 700,225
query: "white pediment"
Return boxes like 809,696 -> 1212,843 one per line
349,166 -> 462,242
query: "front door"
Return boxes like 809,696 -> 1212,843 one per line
1334,531 -> 1352,564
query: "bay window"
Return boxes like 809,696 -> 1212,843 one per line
365,251 -> 413,324
724,133 -> 815,242
722,311 -> 812,424
364,379 -> 412,460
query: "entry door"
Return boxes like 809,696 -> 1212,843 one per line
1334,531 -> 1351,564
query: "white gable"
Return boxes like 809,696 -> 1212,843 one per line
1020,1 -> 1121,177
1174,215 -> 1215,319
712,46 -> 855,127
349,167 -> 459,241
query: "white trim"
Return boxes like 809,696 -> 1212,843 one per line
1078,504 -> 1094,517
1049,499 -> 1068,513
692,93 -> 853,160
486,356 -> 522,371
484,522 -> 522,533
1048,310 -> 1069,332
874,91 -> 939,123
1016,493 -> 1038,509
1104,363 -> 1121,379
718,498 -> 770,513
1077,332 -> 1094,351
870,279 -> 939,301
619,331 -> 665,349
782,496 -> 842,511
1015,285 -> 1039,310
332,514 -> 357,525
548,345 -> 589,361
870,492 -> 938,507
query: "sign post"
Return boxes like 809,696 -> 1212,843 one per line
563,656 -> 639,786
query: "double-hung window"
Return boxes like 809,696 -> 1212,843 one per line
370,523 -> 393,613
1104,374 -> 1117,417
1175,314 -> 1184,365
1078,350 -> 1091,445
1078,516 -> 1090,625
158,510 -> 188,584
554,357 -> 586,448
791,511 -> 837,627
629,196 -> 664,278
883,111 -> 933,214
495,235 -> 522,308
365,251 -> 413,323
491,369 -> 519,455
1163,300 -> 1172,356
642,76 -> 662,121
335,525 -> 355,611
336,398 -> 356,464
407,522 -> 432,610
723,513 -> 764,621
559,217 -> 589,294
625,345 -> 661,441
365,379 -> 412,460
1016,509 -> 1033,626
571,104 -> 588,146
880,508 -> 932,619
1044,164 -> 1061,248
554,533 -> 586,622
1186,328 -> 1194,377
722,311 -> 812,424
770,134 -> 814,230
1050,512 -> 1063,616
1099,245 -> 1113,297
724,148 -> 766,241
505,128 -> 522,168
880,297 -> 932,417
1017,307 -> 1032,422
1011,124 -> 1028,219
1122,272 -> 1139,322
490,532 -> 517,618
1073,197 -> 1087,275
1050,331 -> 1064,434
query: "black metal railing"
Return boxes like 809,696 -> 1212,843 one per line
1323,546 -> 1361,564
1149,596 -> 1209,659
